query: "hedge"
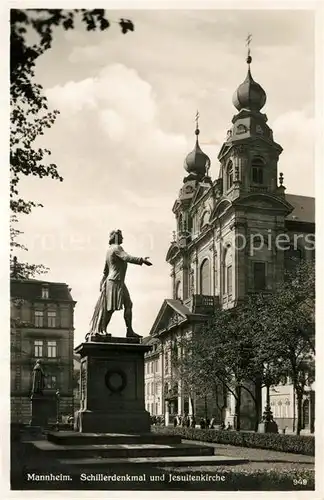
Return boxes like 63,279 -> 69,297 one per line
151,426 -> 315,456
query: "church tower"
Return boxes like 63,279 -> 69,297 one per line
214,44 -> 294,305
168,114 -> 214,303
217,43 -> 284,201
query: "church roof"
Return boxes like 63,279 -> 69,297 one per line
285,194 -> 315,223
164,299 -> 192,317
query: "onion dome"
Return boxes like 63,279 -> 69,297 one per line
232,53 -> 266,112
184,126 -> 210,180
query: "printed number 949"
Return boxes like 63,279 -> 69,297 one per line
293,478 -> 308,486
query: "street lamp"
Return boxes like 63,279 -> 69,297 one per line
263,362 -> 273,422
55,389 -> 60,431
259,362 -> 278,433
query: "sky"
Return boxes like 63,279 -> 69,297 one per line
15,9 -> 315,346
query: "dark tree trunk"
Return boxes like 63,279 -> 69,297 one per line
204,395 -> 208,421
235,385 -> 241,431
254,377 -> 262,432
296,390 -> 303,436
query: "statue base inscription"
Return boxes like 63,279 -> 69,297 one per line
74,337 -> 151,433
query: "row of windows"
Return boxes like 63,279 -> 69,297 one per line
146,402 -> 159,415
176,260 -> 266,299
34,310 -> 57,327
226,158 -> 265,191
34,340 -> 57,358
145,359 -> 159,374
145,381 -> 158,396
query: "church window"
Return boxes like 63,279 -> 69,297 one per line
226,161 -> 233,190
200,211 -> 210,230
237,124 -> 247,135
253,262 -> 266,290
252,157 -> 264,184
223,246 -> 233,296
226,265 -> 232,295
200,259 -> 211,295
178,214 -> 183,232
175,281 -> 181,300
165,351 -> 169,375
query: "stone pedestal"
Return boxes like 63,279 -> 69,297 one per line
74,337 -> 151,433
258,421 -> 278,433
30,394 -> 49,427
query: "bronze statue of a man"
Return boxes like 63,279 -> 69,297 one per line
88,229 -> 152,339
31,359 -> 45,395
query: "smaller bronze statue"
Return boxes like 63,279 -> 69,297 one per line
31,359 -> 46,395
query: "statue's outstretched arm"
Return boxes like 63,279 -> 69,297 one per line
115,245 -> 144,265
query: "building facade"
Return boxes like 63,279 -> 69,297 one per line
10,278 -> 76,424
143,336 -> 163,416
145,52 -> 315,431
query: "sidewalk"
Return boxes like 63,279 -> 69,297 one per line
177,439 -> 314,472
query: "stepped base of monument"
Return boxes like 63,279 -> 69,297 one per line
74,410 -> 151,434
47,431 -> 182,446
28,440 -> 215,459
26,432 -> 249,468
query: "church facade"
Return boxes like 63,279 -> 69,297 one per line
145,52 -> 315,432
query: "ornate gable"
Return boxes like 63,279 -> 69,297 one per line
150,299 -> 190,337
233,193 -> 294,215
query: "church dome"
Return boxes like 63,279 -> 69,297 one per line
184,128 -> 210,179
232,56 -> 267,112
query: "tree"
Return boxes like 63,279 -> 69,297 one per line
260,259 -> 315,435
10,9 -> 134,276
175,308 -> 260,431
171,335 -> 215,419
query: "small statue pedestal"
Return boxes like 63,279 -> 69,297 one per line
258,404 -> 278,433
74,336 -> 151,433
258,421 -> 279,433
30,394 -> 48,427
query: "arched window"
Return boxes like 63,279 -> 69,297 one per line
223,246 -> 233,296
175,281 -> 181,300
200,259 -> 211,295
252,157 -> 264,184
200,211 -> 210,230
226,161 -> 233,190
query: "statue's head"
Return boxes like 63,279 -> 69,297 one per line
109,229 -> 123,245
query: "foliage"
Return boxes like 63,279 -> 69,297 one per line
151,426 -> 315,456
10,215 -> 49,278
259,259 -> 315,434
173,260 -> 315,434
174,307 -> 263,430
10,9 -> 134,277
